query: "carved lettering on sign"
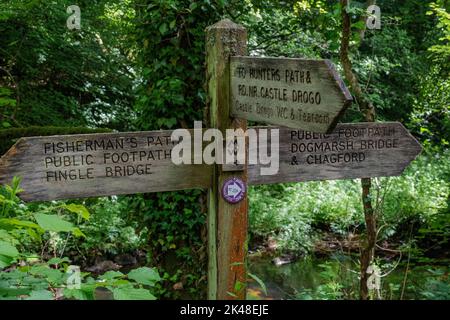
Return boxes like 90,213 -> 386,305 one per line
248,122 -> 422,185
230,56 -> 353,133
0,131 -> 211,202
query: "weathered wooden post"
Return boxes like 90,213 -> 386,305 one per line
205,19 -> 248,300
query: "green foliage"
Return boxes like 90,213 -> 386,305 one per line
420,269 -> 450,300
353,26 -> 425,122
239,0 -> 328,58
427,1 -> 450,68
249,150 -> 450,251
252,254 -> 450,300
69,197 -> 146,258
249,184 -> 315,253
0,0 -> 135,129
127,267 -> 161,286
130,1 -> 243,298
0,179 -> 162,300
122,190 -> 206,254
52,192 -> 206,298
376,152 -> 448,234
112,286 -> 156,300
249,179 -> 361,252
407,2 -> 450,148
0,87 -> 17,129
296,262 -> 347,300
0,261 -> 161,300
133,0 -> 229,130
410,66 -> 450,148
0,178 -> 89,266
238,0 -> 437,126
34,213 -> 74,233
119,190 -> 207,298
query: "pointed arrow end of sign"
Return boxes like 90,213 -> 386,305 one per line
386,122 -> 423,176
324,59 -> 353,103
324,60 -> 354,134
412,137 -> 423,157
400,122 -> 423,158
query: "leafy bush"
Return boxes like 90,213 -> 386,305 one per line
249,150 -> 450,251
295,261 -> 350,300
0,0 -> 135,129
410,66 -> 450,148
119,191 -> 208,299
249,184 -> 315,253
420,269 -> 450,300
71,197 -> 147,259
0,261 -> 161,300
375,150 -> 449,240
0,178 -> 162,300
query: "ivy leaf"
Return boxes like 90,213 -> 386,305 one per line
189,2 -> 198,11
72,228 -> 86,238
169,19 -> 176,30
64,288 -> 88,300
47,257 -> 70,265
25,290 -> 54,300
127,267 -> 161,286
0,218 -> 41,230
100,271 -> 124,280
62,204 -> 90,220
30,265 -> 63,284
112,287 -> 156,300
0,254 -> 14,268
352,20 -> 366,30
0,240 -> 19,258
0,98 -> 16,107
159,23 -> 167,35
34,213 -> 74,233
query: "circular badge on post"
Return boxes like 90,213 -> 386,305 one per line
222,177 -> 246,204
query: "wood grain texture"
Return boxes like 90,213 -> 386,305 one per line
248,122 -> 423,185
0,130 -> 211,202
230,56 -> 352,133
206,19 -> 248,300
0,122 -> 423,203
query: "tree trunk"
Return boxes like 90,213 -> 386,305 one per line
340,0 -> 377,300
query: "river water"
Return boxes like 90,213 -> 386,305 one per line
247,253 -> 448,300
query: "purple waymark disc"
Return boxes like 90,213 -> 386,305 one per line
222,177 -> 246,204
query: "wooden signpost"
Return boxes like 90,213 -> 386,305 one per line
205,19 -> 249,301
0,130 -> 212,202
248,122 -> 423,185
0,123 -> 422,201
0,19 -> 423,300
230,56 -> 353,133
